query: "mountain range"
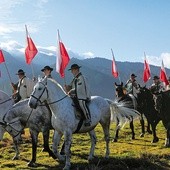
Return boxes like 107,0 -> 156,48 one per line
0,48 -> 169,99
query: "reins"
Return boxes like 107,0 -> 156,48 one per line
0,98 -> 13,105
31,81 -> 68,106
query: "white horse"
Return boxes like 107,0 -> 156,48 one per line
0,98 -> 57,167
28,77 -> 111,170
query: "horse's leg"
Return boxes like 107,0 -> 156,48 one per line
27,130 -> 38,167
165,125 -> 170,147
113,118 -> 120,142
130,117 -> 135,140
42,129 -> 56,159
151,120 -> 159,143
147,121 -> 152,134
88,130 -> 97,160
63,130 -> 72,170
52,130 -> 65,161
139,114 -> 145,137
12,143 -> 20,160
100,118 -> 110,158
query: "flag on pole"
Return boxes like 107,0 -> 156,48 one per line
0,50 -> 5,63
143,55 -> 151,83
25,25 -> 38,64
160,60 -> 169,85
111,49 -> 118,78
56,30 -> 70,78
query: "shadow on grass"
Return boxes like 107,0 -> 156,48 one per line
27,153 -> 170,170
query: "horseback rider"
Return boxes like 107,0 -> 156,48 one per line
64,64 -> 91,126
11,69 -> 35,103
150,75 -> 165,93
41,65 -> 53,78
124,73 -> 140,98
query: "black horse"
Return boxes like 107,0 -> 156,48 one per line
154,90 -> 170,146
113,82 -> 145,142
137,86 -> 161,143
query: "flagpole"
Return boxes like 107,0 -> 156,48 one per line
4,62 -> 12,83
57,29 -> 66,85
111,48 -> 121,83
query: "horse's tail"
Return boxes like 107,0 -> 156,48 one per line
105,98 -> 141,129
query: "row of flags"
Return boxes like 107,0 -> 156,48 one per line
0,26 -> 70,81
0,25 -> 169,86
112,52 -> 169,85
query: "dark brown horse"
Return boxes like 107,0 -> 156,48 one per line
154,90 -> 170,146
137,86 -> 161,143
113,82 -> 145,142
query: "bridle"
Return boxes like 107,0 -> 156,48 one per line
0,108 -> 34,140
30,81 -> 68,106
0,114 -> 22,139
31,81 -> 49,105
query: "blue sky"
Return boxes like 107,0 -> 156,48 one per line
1,0 -> 170,67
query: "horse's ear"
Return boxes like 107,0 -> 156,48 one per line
115,82 -> 118,86
121,82 -> 123,86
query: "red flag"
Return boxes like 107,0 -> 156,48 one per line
143,56 -> 151,83
25,26 -> 38,64
160,60 -> 169,85
56,31 -> 70,78
111,49 -> 118,78
0,50 -> 5,63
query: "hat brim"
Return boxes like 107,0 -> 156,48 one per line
68,66 -> 81,71
41,68 -> 53,72
16,72 -> 25,75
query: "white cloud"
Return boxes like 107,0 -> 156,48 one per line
82,52 -> 95,58
147,53 -> 170,69
0,40 -> 23,51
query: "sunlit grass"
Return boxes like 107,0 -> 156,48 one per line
0,120 -> 170,169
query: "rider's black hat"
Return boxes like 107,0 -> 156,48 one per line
16,69 -> 25,75
131,73 -> 137,78
153,76 -> 159,80
68,64 -> 81,71
41,66 -> 53,72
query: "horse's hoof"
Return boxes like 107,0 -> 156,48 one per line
140,133 -> 144,137
63,165 -> 71,170
112,138 -> 118,142
151,137 -> 159,143
27,161 -> 37,167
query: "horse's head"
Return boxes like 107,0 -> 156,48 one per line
0,118 -> 23,144
29,77 -> 48,109
115,82 -> 125,97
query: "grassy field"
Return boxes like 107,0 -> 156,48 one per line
0,120 -> 170,170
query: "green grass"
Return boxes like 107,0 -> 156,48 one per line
0,120 -> 170,169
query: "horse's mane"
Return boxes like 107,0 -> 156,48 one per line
46,78 -> 66,93
12,99 -> 29,108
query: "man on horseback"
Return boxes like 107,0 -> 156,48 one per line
41,65 -> 53,78
125,73 -> 140,98
65,64 -> 91,126
11,69 -> 35,103
150,76 -> 165,93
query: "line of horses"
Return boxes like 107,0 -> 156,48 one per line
0,77 -> 169,170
